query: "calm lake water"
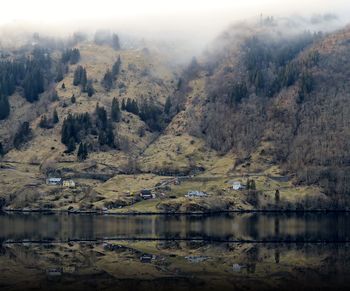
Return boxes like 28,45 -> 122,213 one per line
1,212 -> 350,291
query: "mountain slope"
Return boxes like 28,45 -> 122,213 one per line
1,23 -> 350,212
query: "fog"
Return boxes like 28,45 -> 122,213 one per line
0,0 -> 350,57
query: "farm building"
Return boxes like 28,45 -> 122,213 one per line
46,178 -> 62,185
228,181 -> 245,190
63,180 -> 76,188
186,191 -> 207,198
140,189 -> 153,199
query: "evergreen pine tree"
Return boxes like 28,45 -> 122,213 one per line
102,69 -> 113,91
164,96 -> 171,114
70,48 -> 81,64
112,56 -> 121,78
71,94 -> 76,104
86,79 -> 95,97
55,64 -> 64,82
77,142 -> 88,160
251,180 -> 256,190
131,100 -> 139,115
0,142 -> 4,157
111,97 -> 121,122
125,98 -> 132,112
13,122 -> 31,149
67,137 -> 76,153
105,123 -> 115,147
0,95 -> 10,120
98,131 -> 107,146
121,99 -> 126,110
39,115 -> 49,129
52,108 -> 59,124
73,65 -> 86,87
81,68 -> 87,91
95,103 -> 108,129
23,65 -> 44,102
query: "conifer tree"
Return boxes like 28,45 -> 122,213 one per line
67,137 -> 76,153
164,96 -> 171,115
0,142 -> 4,157
73,65 -> 87,88
121,99 -> 126,110
102,69 -> 113,91
86,79 -> 95,97
0,95 -> 10,120
112,56 -> 121,78
77,142 -> 88,160
52,108 -> 59,124
111,97 -> 121,122
13,122 -> 31,149
39,115 -> 49,129
55,64 -> 64,82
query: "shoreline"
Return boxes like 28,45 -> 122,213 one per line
1,208 -> 350,216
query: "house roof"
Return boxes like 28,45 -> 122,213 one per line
141,189 -> 152,194
187,191 -> 206,196
228,180 -> 241,185
48,178 -> 62,181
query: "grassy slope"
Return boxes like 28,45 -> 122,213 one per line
0,32 -> 335,212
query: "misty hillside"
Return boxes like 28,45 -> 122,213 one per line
170,20 -> 350,199
1,20 -> 350,212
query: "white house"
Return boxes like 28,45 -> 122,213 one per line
46,178 -> 62,185
229,181 -> 245,190
63,180 -> 76,188
186,191 -> 207,198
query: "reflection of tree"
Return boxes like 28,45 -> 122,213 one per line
246,263 -> 256,274
0,245 -> 6,256
275,249 -> 280,264
156,241 -> 180,250
247,214 -> 259,240
274,217 -> 280,238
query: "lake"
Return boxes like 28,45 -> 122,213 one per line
0,212 -> 350,290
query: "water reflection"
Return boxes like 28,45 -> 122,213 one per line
0,241 -> 350,290
1,212 -> 350,242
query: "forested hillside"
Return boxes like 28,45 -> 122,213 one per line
173,21 -> 350,200
1,20 -> 350,211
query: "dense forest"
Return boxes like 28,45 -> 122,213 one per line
194,28 -> 350,197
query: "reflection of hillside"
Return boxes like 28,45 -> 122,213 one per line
0,242 -> 350,290
1,213 -> 350,243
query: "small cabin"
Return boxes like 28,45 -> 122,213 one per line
140,254 -> 154,263
46,178 -> 62,185
185,256 -> 208,263
140,189 -> 153,199
229,181 -> 245,191
186,191 -> 207,198
63,180 -> 76,188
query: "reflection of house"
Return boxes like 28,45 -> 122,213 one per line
140,254 -> 154,263
63,180 -> 76,188
232,264 -> 243,272
46,268 -> 62,277
140,189 -> 153,199
46,178 -> 62,185
186,191 -> 207,198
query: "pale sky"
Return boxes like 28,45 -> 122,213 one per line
0,0 -> 349,50
0,0 -> 349,25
